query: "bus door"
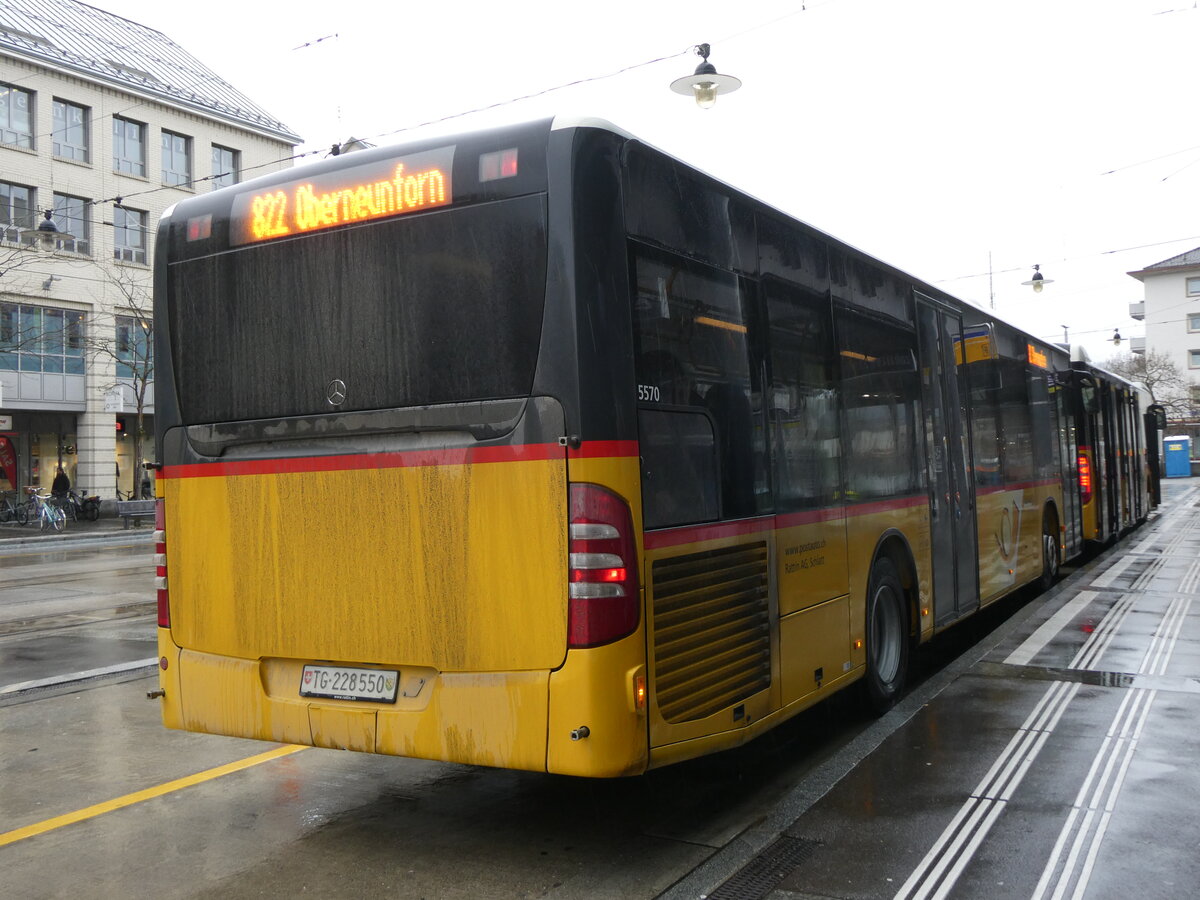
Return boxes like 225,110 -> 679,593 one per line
1053,372 -> 1081,557
917,299 -> 979,624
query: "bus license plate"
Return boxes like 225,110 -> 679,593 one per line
300,665 -> 399,703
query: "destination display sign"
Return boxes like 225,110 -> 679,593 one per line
1027,343 -> 1050,370
229,145 -> 455,246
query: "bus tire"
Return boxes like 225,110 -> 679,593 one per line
1039,510 -> 1060,591
864,556 -> 909,715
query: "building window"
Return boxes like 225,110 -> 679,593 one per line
52,99 -> 89,162
115,314 -> 152,379
1188,277 -> 1200,297
52,193 -> 90,255
0,180 -> 36,244
211,144 -> 239,188
162,130 -> 192,186
113,116 -> 147,176
0,302 -> 86,374
1190,350 -> 1200,369
113,207 -> 148,264
0,84 -> 33,148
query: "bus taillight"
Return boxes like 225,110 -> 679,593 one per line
567,484 -> 640,648
155,499 -> 169,628
1078,449 -> 1093,506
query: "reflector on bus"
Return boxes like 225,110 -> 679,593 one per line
479,148 -> 518,181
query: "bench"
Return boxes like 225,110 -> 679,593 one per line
116,499 -> 155,529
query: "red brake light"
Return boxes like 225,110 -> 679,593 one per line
567,483 -> 640,648
155,499 -> 170,628
1078,449 -> 1093,506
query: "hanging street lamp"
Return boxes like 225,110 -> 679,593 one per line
670,43 -> 742,109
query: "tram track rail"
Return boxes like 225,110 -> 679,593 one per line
0,563 -> 152,593
0,602 -> 156,639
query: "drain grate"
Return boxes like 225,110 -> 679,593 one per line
706,835 -> 821,900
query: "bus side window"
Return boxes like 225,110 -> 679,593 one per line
764,278 -> 840,509
638,409 -> 720,528
1081,383 -> 1098,414
836,308 -> 923,500
631,249 -> 766,526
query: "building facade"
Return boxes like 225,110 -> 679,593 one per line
1128,246 -> 1200,431
1,0 -> 298,502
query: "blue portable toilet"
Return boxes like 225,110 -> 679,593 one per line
1163,435 -> 1191,478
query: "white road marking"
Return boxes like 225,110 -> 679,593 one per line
0,657 -> 156,695
899,514 -> 1195,900
1005,592 -> 1096,667
1091,554 -> 1134,589
893,681 -> 1080,900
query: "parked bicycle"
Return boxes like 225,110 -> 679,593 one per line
0,490 -> 29,525
26,488 -> 67,533
78,489 -> 101,521
116,482 -> 154,502
59,489 -> 93,522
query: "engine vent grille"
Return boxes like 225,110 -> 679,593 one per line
651,542 -> 770,723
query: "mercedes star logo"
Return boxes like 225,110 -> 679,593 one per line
325,379 -> 347,407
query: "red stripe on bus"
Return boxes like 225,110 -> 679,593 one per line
643,494 -> 927,550
568,440 -> 639,459
161,438 -> 642,480
975,477 -> 1061,497
159,442 -> 564,480
643,516 -> 776,550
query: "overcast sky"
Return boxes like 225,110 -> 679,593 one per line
94,0 -> 1200,363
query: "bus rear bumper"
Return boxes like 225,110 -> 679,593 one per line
156,635 -> 552,772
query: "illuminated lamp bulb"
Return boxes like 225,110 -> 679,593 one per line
670,43 -> 741,109
693,80 -> 719,109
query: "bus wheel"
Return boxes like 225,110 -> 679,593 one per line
1039,513 -> 1060,591
864,556 -> 908,715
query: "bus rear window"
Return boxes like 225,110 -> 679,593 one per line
167,195 -> 547,424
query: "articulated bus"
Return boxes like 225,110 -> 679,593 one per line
152,117 -> 1154,777
1068,351 -> 1152,546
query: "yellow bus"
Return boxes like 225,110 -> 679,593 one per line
152,117 -> 1149,776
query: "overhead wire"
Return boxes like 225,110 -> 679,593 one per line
935,235 -> 1200,286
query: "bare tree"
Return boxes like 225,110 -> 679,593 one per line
1102,349 -> 1194,419
83,266 -> 154,497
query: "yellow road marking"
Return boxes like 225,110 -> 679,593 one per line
0,744 -> 307,847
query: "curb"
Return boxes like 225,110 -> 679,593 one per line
0,524 -> 154,550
